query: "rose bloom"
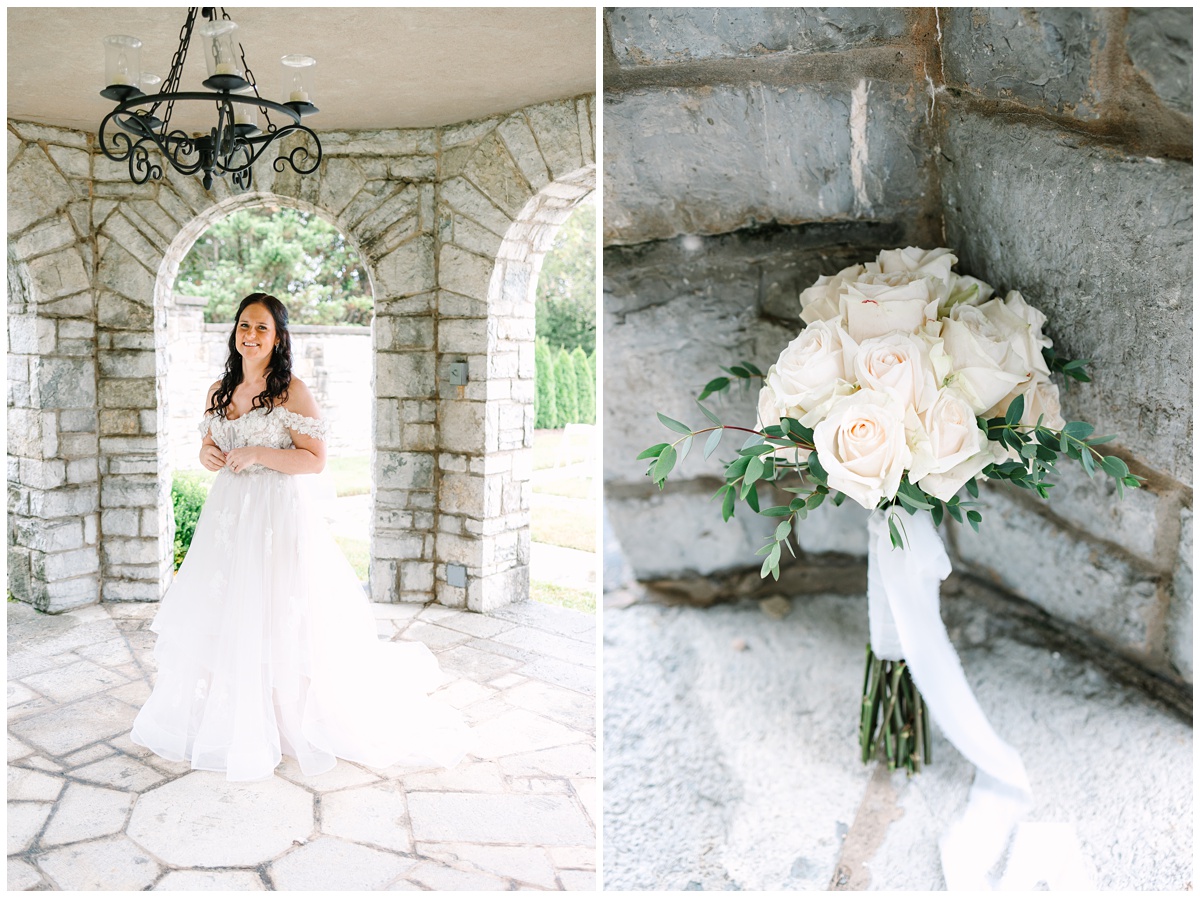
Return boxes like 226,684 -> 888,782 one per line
812,389 -> 912,510
799,264 -> 865,324
874,246 -> 957,288
908,387 -> 1004,501
992,376 -> 1067,431
853,332 -> 941,414
940,303 -> 1029,414
765,320 -> 857,427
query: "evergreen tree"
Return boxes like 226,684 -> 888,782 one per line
572,345 -> 594,425
534,338 -> 558,430
554,347 -> 579,425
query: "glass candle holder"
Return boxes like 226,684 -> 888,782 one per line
103,35 -> 142,87
281,55 -> 316,106
199,20 -> 242,79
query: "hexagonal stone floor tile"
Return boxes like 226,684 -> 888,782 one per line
7,801 -> 52,854
153,869 -> 267,890
36,834 -> 162,890
416,843 -> 559,889
127,772 -> 312,867
268,837 -> 415,890
320,782 -> 412,852
7,857 -> 45,890
41,782 -> 133,846
407,792 -> 594,846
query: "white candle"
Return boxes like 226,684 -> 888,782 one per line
215,62 -> 235,76
289,89 -> 309,104
110,73 -> 133,86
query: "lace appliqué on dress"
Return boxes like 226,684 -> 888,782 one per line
278,408 -> 329,441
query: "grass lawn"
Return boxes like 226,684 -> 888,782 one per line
531,580 -> 596,614
335,536 -> 370,582
532,428 -> 594,470
532,476 -> 592,500
327,455 -> 370,497
531,503 -> 596,553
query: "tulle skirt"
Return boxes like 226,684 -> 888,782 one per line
131,467 -> 471,781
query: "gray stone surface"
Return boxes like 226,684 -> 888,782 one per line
6,599 -> 596,890
940,8 -> 1105,117
951,484 -> 1159,652
941,109 -> 1193,486
607,8 -> 911,66
603,596 -> 1192,890
1125,8 -> 1193,115
1169,506 -> 1193,682
603,83 -> 934,244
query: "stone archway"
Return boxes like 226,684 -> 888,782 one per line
8,95 -> 594,613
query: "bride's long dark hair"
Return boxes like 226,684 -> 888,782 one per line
206,293 -> 293,418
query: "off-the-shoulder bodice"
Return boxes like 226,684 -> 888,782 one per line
200,407 -> 328,474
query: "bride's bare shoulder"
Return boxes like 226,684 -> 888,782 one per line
283,377 -> 322,419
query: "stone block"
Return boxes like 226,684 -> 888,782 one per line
604,82 -> 932,244
374,315 -> 434,351
940,110 -> 1193,484
13,217 -> 77,260
1168,507 -> 1192,682
376,451 -> 435,491
940,8 -> 1105,117
525,100 -> 586,183
498,113 -> 552,192
389,155 -> 438,181
58,431 -> 99,459
11,515 -> 83,553
101,579 -> 162,603
441,401 -> 487,453
321,128 -> 436,156
98,349 -> 156,379
439,244 -> 496,300
32,355 -> 96,408
66,458 -> 99,484
39,290 -> 95,319
376,351 -> 435,398
440,471 -> 485,516
608,488 -> 775,580
7,315 -> 51,354
19,457 -> 66,490
7,145 -> 74,234
374,530 -> 427,561
35,545 -> 101,581
100,476 -> 158,508
355,183 -> 421,250
96,239 -> 157,301
1125,8 -> 1192,115
102,538 -> 160,566
373,235 -> 435,299
30,485 -> 98,518
952,484 -> 1160,652
463,133 -> 535,218
438,316 -> 489,355
108,331 -> 155,350
400,560 -> 435,593
99,377 -> 156,409
25,246 -> 89,300
440,176 -> 514,238
607,7 -> 911,64
97,290 -> 154,329
450,213 -> 505,260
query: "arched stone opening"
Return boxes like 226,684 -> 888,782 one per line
433,163 -> 596,612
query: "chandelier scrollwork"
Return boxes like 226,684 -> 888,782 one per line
98,7 -> 322,191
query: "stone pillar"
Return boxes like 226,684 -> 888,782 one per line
7,123 -> 102,612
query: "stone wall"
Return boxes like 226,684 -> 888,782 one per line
9,94 -> 594,614
602,8 -> 1192,690
166,296 -> 372,471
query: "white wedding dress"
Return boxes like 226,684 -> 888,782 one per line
131,406 -> 471,781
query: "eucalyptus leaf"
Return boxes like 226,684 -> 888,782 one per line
703,427 -> 723,459
696,401 -> 723,426
652,445 -> 677,484
657,412 -> 693,435
637,442 -> 669,460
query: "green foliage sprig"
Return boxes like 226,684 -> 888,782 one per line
639,357 -> 1142,580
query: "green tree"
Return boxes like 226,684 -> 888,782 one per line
175,207 -> 371,325
535,199 -> 595,354
554,347 -> 579,425
572,345 -> 594,425
535,338 -> 559,430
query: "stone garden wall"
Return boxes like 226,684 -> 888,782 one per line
8,95 -> 594,614
602,8 -> 1192,692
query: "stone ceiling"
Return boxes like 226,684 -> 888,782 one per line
7,7 -> 597,132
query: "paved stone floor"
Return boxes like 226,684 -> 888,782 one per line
603,592 -> 1192,891
7,599 -> 596,891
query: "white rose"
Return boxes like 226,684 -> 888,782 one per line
757,385 -> 782,431
812,389 -> 912,510
839,274 -> 941,342
766,320 -> 858,427
853,332 -> 941,415
975,291 -> 1052,383
799,264 -> 864,325
940,304 -> 1028,414
992,376 -> 1066,431
940,273 -> 995,316
874,246 -> 957,288
907,387 -> 997,500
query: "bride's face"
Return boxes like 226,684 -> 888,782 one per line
236,303 -> 278,366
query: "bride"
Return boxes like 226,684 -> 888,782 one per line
131,292 -> 471,781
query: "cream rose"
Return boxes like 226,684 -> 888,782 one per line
839,274 -> 941,342
940,304 -> 1028,414
853,332 -> 940,415
874,246 -> 957,288
940,273 -> 995,316
907,387 -> 996,500
991,376 -> 1066,431
812,389 -> 912,510
799,264 -> 864,325
757,385 -> 782,431
766,320 -> 857,427
981,290 -> 1053,381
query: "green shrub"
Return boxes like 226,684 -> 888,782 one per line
172,472 -> 210,569
554,347 -> 579,425
535,338 -> 559,429
572,345 -> 594,424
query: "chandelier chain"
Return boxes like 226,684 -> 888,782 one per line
220,6 -> 277,134
159,7 -> 199,134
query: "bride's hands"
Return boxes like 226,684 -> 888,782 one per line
224,446 -> 262,474
200,444 -> 227,472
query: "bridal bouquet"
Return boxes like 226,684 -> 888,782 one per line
638,247 -> 1140,779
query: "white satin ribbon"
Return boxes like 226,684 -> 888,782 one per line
866,508 -> 1092,890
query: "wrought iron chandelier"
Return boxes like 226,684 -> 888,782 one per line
98,7 -> 322,191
